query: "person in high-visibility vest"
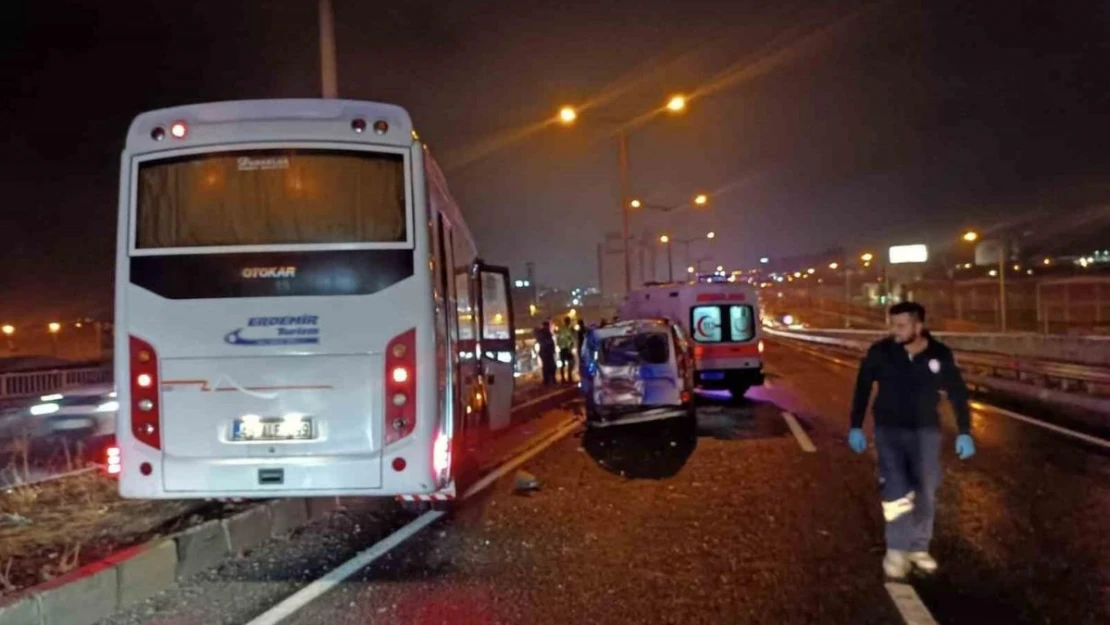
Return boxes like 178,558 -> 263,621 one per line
556,317 -> 577,384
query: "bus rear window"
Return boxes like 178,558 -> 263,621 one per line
691,305 -> 754,343
135,149 -> 406,248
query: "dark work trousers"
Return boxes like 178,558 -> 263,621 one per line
875,427 -> 943,552
540,351 -> 557,385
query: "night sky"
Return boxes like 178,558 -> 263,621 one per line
1,0 -> 1107,322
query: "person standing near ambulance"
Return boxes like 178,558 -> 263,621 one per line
848,302 -> 977,579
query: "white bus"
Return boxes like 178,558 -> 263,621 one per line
619,281 -> 764,398
114,99 -> 516,500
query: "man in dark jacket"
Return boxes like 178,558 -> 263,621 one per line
535,321 -> 557,385
849,301 -> 976,579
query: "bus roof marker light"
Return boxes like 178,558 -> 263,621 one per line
351,118 -> 367,133
373,120 -> 389,135
150,127 -> 166,141
170,122 -> 188,139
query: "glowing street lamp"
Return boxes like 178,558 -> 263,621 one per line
666,95 -> 687,113
630,199 -> 642,208
47,322 -> 61,356
962,231 -> 979,243
829,262 -> 839,269
1,325 -> 13,337
706,231 -> 715,239
687,266 -> 695,274
860,252 -> 874,263
558,106 -> 577,125
693,194 -> 708,206
659,235 -> 670,244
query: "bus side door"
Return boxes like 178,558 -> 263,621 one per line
475,263 -> 515,431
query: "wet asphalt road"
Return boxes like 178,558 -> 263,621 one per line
98,345 -> 1110,625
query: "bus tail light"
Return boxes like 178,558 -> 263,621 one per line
758,340 -> 765,354
433,432 -> 450,480
129,336 -> 161,450
106,446 -> 121,475
385,329 -> 416,445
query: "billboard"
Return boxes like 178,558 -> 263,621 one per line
888,244 -> 928,264
974,240 -> 1006,267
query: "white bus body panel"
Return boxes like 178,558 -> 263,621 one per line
115,100 -> 450,498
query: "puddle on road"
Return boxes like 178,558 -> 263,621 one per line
694,396 -> 792,442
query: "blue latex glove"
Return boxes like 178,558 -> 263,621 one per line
955,434 -> 976,460
848,428 -> 867,454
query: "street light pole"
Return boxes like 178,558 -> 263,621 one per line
998,246 -> 1007,332
318,0 -> 338,98
619,129 -> 631,293
666,240 -> 674,282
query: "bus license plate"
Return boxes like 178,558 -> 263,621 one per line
232,418 -> 314,441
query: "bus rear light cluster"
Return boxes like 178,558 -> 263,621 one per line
150,121 -> 188,141
385,329 -> 416,445
129,336 -> 161,450
106,446 -> 121,475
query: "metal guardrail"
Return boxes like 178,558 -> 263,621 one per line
765,328 -> 1110,390
0,365 -> 112,400
765,327 -> 1110,414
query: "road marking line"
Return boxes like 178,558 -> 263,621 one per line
885,582 -> 940,625
243,414 -> 582,625
781,411 -> 817,452
969,401 -> 1110,450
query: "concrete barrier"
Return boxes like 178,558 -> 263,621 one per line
269,499 -> 309,536
173,520 -> 230,579
223,505 -> 273,553
111,541 -> 177,607
0,496 -> 329,625
0,596 -> 39,625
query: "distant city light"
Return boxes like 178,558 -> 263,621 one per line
760,257 -> 769,264
1,325 -> 13,336
807,268 -> 816,274
828,262 -> 839,270
860,253 -> 874,262
989,269 -> 998,277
